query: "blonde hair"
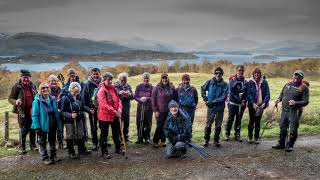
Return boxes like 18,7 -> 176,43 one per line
39,82 -> 51,95
68,82 -> 81,93
142,72 -> 150,79
48,74 -> 58,82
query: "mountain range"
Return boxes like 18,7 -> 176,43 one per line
0,32 -> 319,56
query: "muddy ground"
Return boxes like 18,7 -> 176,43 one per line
0,136 -> 319,180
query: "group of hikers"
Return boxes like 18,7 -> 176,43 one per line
8,65 -> 309,165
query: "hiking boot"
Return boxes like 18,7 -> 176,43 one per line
214,140 -> 221,147
101,153 -> 111,160
225,135 -> 230,141
285,146 -> 294,152
79,150 -> 91,155
43,159 -> 54,165
203,140 -> 209,147
160,141 -> 166,147
58,142 -> 64,149
51,156 -> 61,162
272,144 -> 285,149
153,143 -> 159,148
69,153 -> 80,159
18,147 -> 27,155
144,139 -> 151,145
30,144 -> 38,151
92,144 -> 98,151
254,138 -> 260,144
247,137 -> 253,144
235,136 -> 243,142
135,139 -> 143,144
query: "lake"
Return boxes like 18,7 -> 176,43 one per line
0,54 -> 312,72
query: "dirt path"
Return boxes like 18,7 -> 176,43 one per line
0,136 -> 319,180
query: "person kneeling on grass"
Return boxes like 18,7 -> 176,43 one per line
164,100 -> 191,158
31,83 -> 61,165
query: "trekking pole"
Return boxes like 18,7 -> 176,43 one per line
255,104 -> 278,148
57,73 -> 65,86
185,141 -> 212,158
138,104 -> 145,143
118,118 -> 128,159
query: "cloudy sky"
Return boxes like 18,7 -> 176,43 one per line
0,0 -> 319,48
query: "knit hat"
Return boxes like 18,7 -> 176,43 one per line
214,67 -> 224,75
168,100 -> 179,109
293,70 -> 304,78
182,74 -> 190,81
102,72 -> 114,81
20,69 -> 31,77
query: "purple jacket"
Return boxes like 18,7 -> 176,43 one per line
134,83 -> 153,110
151,84 -> 176,113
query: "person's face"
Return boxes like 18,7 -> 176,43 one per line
49,79 -> 58,88
20,76 -> 30,85
91,71 -> 101,81
161,76 -> 168,85
104,78 -> 113,86
170,106 -> 179,116
293,73 -> 303,84
41,84 -> 50,96
69,72 -> 77,82
71,89 -> 80,96
120,78 -> 127,86
237,68 -> 244,76
183,79 -> 190,86
254,72 -> 261,80
215,71 -> 223,80
143,77 -> 150,85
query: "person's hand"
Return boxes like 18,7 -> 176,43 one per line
253,103 -> 258,111
115,111 -> 121,118
241,100 -> 246,106
125,91 -> 131,96
119,90 -> 125,95
16,99 -> 22,106
71,112 -> 78,119
289,100 -> 296,106
141,97 -> 147,102
155,111 -> 160,118
36,128 -> 42,135
261,103 -> 265,109
275,99 -> 279,106
90,109 -> 95,114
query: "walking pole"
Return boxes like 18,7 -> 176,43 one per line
255,104 -> 278,148
118,117 -> 128,159
138,104 -> 145,143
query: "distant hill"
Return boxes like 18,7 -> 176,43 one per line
0,32 -> 130,56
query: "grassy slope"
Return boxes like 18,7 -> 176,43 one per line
0,73 -> 319,157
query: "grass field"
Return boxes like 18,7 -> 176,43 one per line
0,73 -> 319,157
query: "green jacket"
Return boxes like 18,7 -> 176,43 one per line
8,80 -> 38,116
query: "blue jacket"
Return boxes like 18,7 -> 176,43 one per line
201,77 -> 228,112
176,84 -> 198,109
228,77 -> 248,105
164,109 -> 191,145
247,78 -> 270,108
31,94 -> 61,132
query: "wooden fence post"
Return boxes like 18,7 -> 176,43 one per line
4,111 -> 9,141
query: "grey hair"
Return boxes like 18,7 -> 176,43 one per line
48,74 -> 58,82
142,72 -> 150,79
68,82 -> 81,93
118,72 -> 128,80
102,72 -> 114,81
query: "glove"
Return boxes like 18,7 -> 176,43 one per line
203,97 -> 208,102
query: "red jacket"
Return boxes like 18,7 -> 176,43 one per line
97,83 -> 122,122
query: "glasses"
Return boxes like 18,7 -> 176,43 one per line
161,77 -> 168,80
41,87 -> 50,89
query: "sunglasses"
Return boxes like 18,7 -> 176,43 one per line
215,72 -> 222,75
161,77 -> 168,80
120,79 -> 127,82
41,86 -> 50,89
238,69 -> 244,72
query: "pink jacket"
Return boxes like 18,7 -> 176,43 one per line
97,83 -> 122,122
